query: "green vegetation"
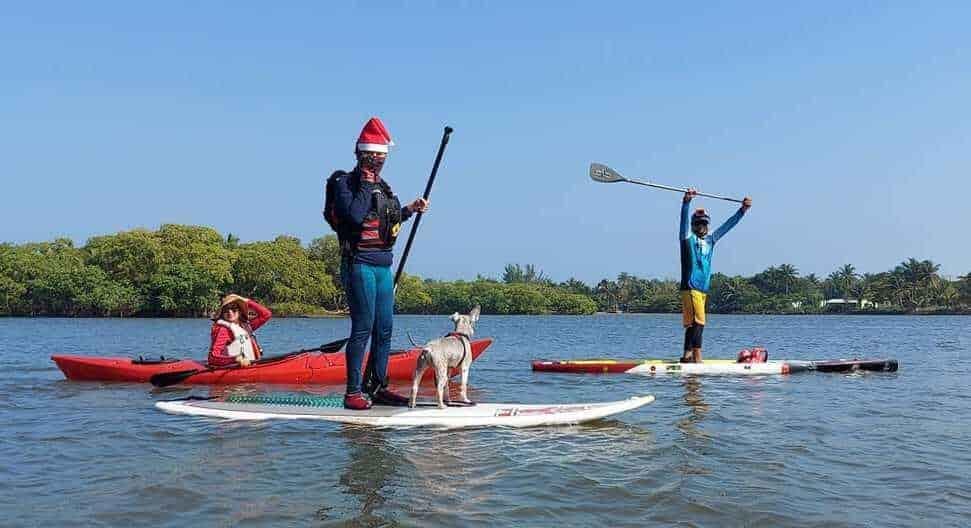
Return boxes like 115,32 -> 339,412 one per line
1,225 -> 968,316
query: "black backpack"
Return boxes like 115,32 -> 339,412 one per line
322,170 -> 348,233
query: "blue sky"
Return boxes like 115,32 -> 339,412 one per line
2,2 -> 969,284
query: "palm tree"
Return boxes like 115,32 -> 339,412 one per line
715,276 -> 750,312
778,264 -> 799,295
752,265 -> 783,295
934,280 -> 959,309
615,272 -> 648,310
502,263 -> 525,283
889,258 -> 942,311
503,263 -> 550,285
560,278 -> 592,296
896,258 -> 940,285
523,264 -> 549,284
595,279 -> 620,312
849,273 -> 878,308
828,264 -> 858,299
958,273 -> 971,306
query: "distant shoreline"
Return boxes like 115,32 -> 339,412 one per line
3,310 -> 969,319
593,310 -> 971,316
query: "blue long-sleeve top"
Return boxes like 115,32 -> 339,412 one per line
679,201 -> 745,293
334,169 -> 414,266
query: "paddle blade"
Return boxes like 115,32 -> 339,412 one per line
589,163 -> 626,183
150,369 -> 201,388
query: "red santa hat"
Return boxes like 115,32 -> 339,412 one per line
356,117 -> 394,153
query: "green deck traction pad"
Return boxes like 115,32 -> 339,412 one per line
224,394 -> 345,408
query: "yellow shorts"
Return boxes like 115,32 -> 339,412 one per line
681,290 -> 707,327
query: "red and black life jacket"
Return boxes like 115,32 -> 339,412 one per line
323,170 -> 402,254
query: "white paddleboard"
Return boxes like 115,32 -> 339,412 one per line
623,358 -> 899,376
155,394 -> 655,429
625,360 -> 798,376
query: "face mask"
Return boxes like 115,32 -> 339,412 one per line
357,152 -> 386,179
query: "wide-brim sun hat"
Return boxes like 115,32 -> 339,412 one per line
215,294 -> 248,321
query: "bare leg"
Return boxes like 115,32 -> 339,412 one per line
693,348 -> 703,363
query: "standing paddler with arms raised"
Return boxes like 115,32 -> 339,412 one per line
588,164 -> 753,363
678,189 -> 751,363
325,117 -> 429,410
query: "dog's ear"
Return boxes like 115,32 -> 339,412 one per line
450,312 -> 461,322
471,305 -> 481,322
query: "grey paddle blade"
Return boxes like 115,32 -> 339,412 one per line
589,163 -> 625,183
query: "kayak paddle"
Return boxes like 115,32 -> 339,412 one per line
149,337 -> 348,388
589,162 -> 744,203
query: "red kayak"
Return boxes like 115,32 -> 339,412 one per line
52,338 -> 493,384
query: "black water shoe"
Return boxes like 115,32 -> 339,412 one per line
370,388 -> 410,407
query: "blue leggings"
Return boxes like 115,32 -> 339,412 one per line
342,261 -> 394,395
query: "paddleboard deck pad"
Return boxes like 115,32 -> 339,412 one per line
155,393 -> 655,428
532,358 -> 898,376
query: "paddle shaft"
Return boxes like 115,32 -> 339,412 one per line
393,126 -> 453,291
149,338 -> 348,387
624,177 -> 743,203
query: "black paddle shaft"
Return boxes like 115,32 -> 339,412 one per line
148,338 -> 348,387
393,126 -> 453,288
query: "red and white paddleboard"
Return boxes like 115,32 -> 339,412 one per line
532,358 -> 898,376
156,394 -> 655,429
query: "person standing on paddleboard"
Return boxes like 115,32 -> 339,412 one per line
208,294 -> 272,367
326,117 -> 428,410
679,190 -> 751,363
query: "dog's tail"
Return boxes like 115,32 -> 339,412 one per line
406,332 -> 422,348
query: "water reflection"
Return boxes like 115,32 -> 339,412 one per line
676,377 -> 712,477
401,428 -> 499,513
327,425 -> 399,526
677,377 -> 710,439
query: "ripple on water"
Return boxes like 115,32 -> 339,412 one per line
2,315 -> 970,527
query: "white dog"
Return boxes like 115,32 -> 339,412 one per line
409,305 -> 480,409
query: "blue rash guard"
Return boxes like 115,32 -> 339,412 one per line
679,201 -> 745,293
333,169 -> 413,267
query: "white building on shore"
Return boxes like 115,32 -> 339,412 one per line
820,298 -> 878,309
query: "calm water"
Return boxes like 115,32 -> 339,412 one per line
1,314 -> 968,527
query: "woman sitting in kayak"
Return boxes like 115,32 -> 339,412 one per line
208,294 -> 272,368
